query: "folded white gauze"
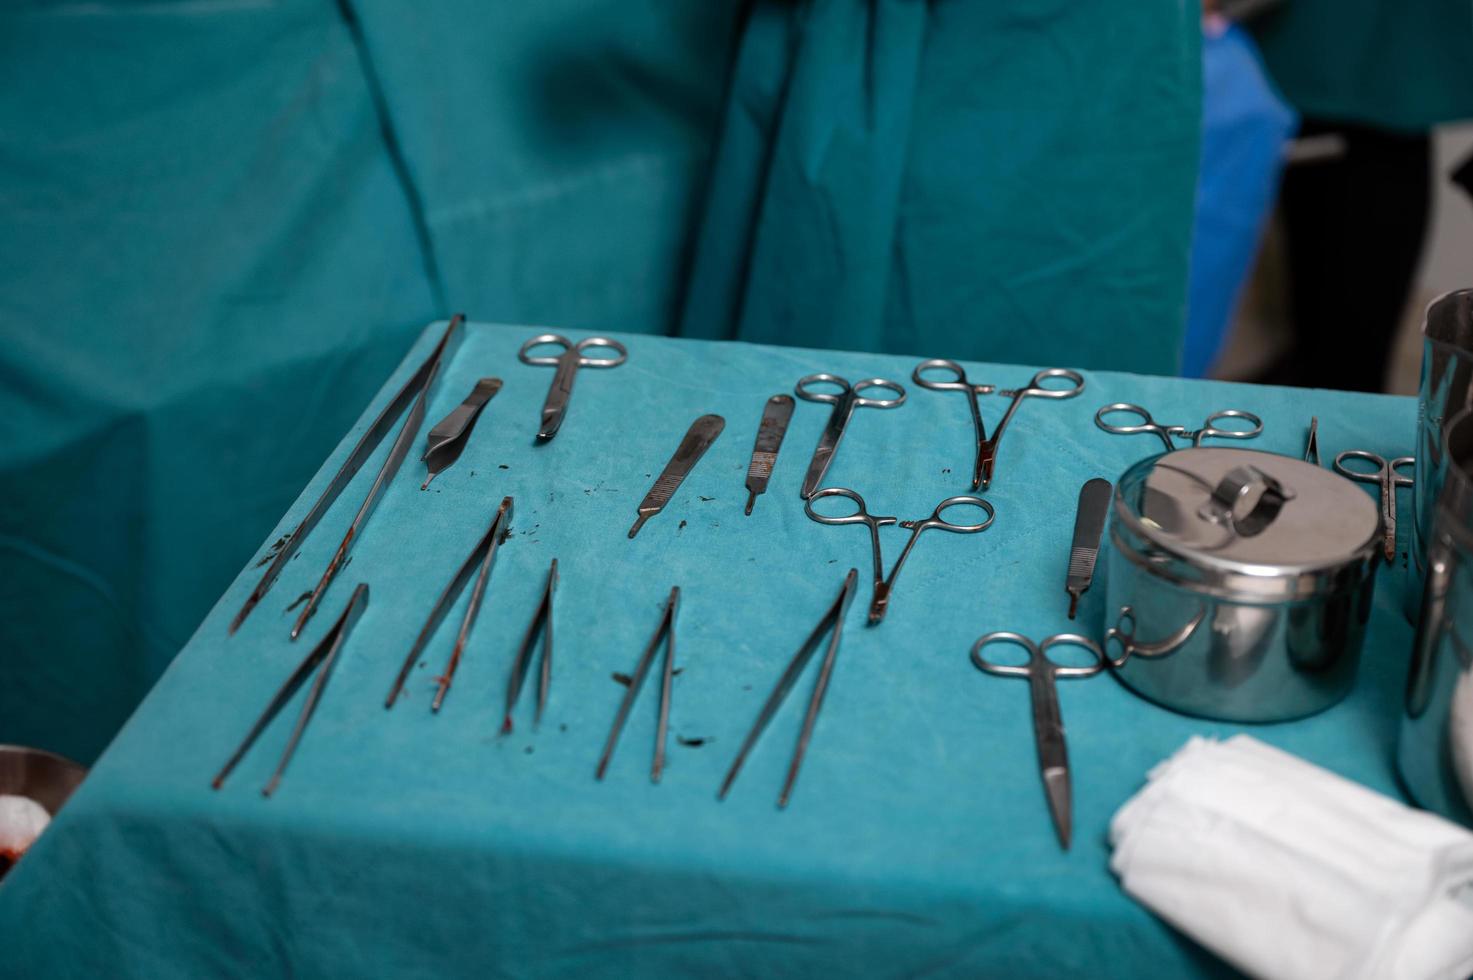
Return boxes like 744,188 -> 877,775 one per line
1109,736 -> 1473,980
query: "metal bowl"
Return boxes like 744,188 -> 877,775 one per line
0,744 -> 87,881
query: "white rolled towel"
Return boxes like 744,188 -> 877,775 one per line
1110,736 -> 1473,980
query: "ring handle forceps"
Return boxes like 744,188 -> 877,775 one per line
502,557 -> 557,734
229,315 -> 464,638
596,586 -> 680,783
795,374 -> 906,499
971,631 -> 1106,850
805,488 -> 994,625
913,361 -> 1085,490
1334,450 -> 1414,562
1094,402 -> 1263,452
719,568 -> 858,808
384,497 -> 513,712
213,583 -> 369,797
519,333 -> 628,440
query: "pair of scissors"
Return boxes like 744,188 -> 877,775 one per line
1094,403 -> 1263,452
519,333 -> 628,440
1334,450 -> 1414,562
970,632 -> 1107,850
913,361 -> 1085,489
795,374 -> 906,498
805,488 -> 994,624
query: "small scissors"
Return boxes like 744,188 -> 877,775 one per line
1094,403 -> 1263,452
795,374 -> 906,498
913,361 -> 1085,490
1334,450 -> 1414,562
805,487 -> 993,624
519,333 -> 628,440
970,631 -> 1107,850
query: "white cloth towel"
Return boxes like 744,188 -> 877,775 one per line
1109,736 -> 1473,980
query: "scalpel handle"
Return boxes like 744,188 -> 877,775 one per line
630,414 -> 726,538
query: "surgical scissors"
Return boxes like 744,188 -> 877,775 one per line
970,631 -> 1106,850
913,361 -> 1085,489
1334,450 -> 1414,562
805,488 -> 994,624
519,333 -> 628,440
795,374 -> 906,498
1094,403 -> 1263,452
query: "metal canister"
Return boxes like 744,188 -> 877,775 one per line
1104,447 -> 1381,722
1400,408 -> 1473,827
1408,289 -> 1473,621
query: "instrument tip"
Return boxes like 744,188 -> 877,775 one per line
421,473 -> 435,491
501,715 -> 513,735
1067,593 -> 1080,620
628,514 -> 648,538
745,491 -> 756,516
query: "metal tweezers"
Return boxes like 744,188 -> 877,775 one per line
213,582 -> 369,796
384,496 -> 513,712
719,568 -> 858,807
596,586 -> 680,782
502,557 -> 558,734
228,315 -> 465,639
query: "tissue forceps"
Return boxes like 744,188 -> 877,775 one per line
1334,450 -> 1414,562
1095,403 -> 1263,452
913,361 -> 1085,489
596,586 -> 680,783
230,315 -> 463,638
719,568 -> 858,808
795,374 -> 906,498
805,488 -> 994,624
502,557 -> 557,734
213,583 -> 368,796
519,333 -> 628,440
970,631 -> 1107,850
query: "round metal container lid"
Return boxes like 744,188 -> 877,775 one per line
1116,447 -> 1380,588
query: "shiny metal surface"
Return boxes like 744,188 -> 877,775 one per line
1334,450 -> 1414,564
1094,402 -> 1263,452
794,374 -> 905,499
744,394 -> 794,515
970,632 -> 1106,850
1304,416 -> 1320,465
596,586 -> 680,783
913,360 -> 1084,490
1104,448 -> 1380,721
421,377 -> 502,490
518,333 -> 627,440
629,414 -> 725,538
0,745 -> 86,882
1065,478 -> 1112,619
1409,289 -> 1473,621
1400,408 -> 1473,827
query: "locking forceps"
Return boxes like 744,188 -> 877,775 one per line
805,488 -> 994,624
1334,450 -> 1414,562
1095,403 -> 1263,452
913,361 -> 1085,489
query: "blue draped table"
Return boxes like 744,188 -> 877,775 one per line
0,322 -> 1417,978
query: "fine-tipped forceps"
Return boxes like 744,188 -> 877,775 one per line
805,488 -> 994,624
970,631 -> 1107,850
719,568 -> 858,808
913,361 -> 1085,490
502,557 -> 557,735
795,374 -> 906,498
596,587 -> 680,783
384,497 -> 513,712
1094,403 -> 1263,452
519,333 -> 628,440
213,583 -> 369,797
230,315 -> 464,638
1334,450 -> 1415,562
1304,417 -> 1320,465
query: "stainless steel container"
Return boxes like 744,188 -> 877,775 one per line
1400,409 -> 1473,827
1409,289 -> 1473,621
1104,447 -> 1382,722
0,744 -> 87,882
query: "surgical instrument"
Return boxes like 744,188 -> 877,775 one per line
518,333 -> 628,440
214,583 -> 369,796
384,497 -> 513,711
596,587 -> 680,783
1066,478 -> 1112,619
913,361 -> 1085,489
1094,403 -> 1263,452
230,315 -> 464,637
745,394 -> 794,515
1334,450 -> 1414,562
719,568 -> 859,808
795,374 -> 905,498
970,631 -> 1107,849
629,414 -> 725,538
422,377 -> 502,489
1305,417 -> 1320,466
805,488 -> 994,624
503,557 -> 557,734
